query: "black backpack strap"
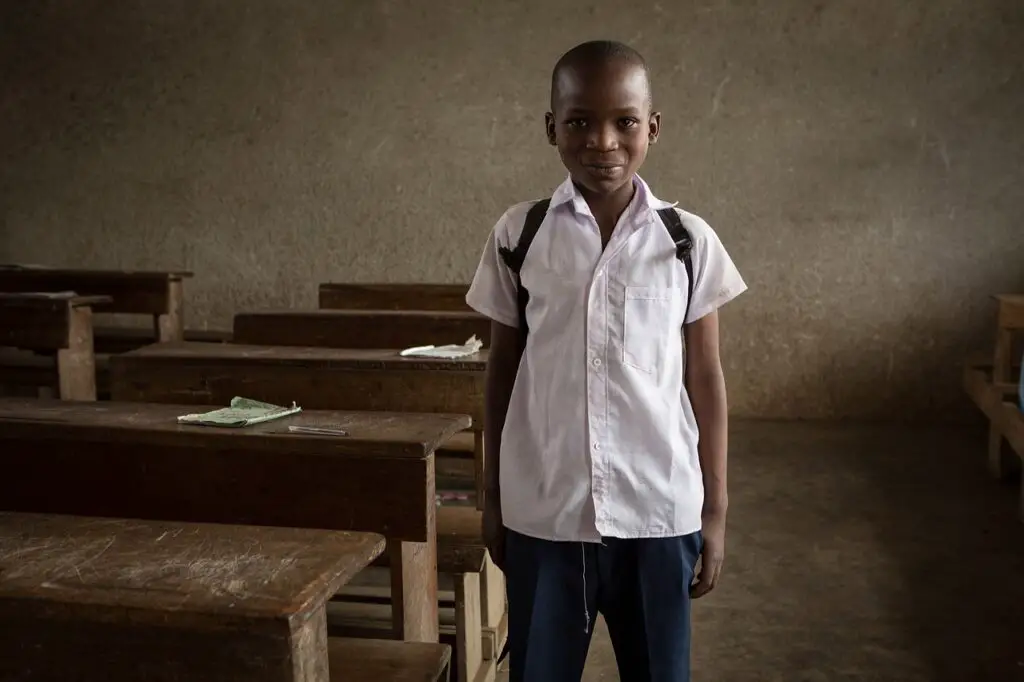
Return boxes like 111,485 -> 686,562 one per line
497,199 -> 550,351
657,207 -> 695,324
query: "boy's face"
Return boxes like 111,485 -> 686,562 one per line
546,60 -> 660,198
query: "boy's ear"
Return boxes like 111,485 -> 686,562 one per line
648,111 -> 661,144
545,112 -> 557,146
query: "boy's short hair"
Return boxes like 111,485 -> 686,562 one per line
550,40 -> 652,110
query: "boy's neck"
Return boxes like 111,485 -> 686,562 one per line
575,176 -> 637,248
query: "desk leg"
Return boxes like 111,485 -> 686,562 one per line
389,540 -> 439,642
989,328 -> 1014,478
480,555 -> 506,661
290,606 -> 330,682
156,279 -> 185,343
56,306 -> 97,401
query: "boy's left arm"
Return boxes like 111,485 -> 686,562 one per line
685,310 -> 729,599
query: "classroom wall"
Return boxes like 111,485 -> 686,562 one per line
1,1 -> 1021,422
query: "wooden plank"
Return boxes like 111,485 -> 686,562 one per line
0,267 -> 190,316
319,283 -> 470,312
0,512 -> 384,626
233,309 -> 490,349
327,638 -> 451,682
0,398 -> 460,542
0,512 -> 383,682
455,573 -> 484,682
110,342 -> 486,425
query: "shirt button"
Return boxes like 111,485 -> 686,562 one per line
593,443 -> 601,451
592,357 -> 602,368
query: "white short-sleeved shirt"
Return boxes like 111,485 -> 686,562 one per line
466,174 -> 747,543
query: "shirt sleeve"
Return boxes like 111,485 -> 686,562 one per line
466,211 -> 520,328
684,215 -> 748,324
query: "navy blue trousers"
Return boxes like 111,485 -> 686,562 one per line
504,529 -> 703,682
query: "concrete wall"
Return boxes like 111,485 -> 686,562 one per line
2,1 -> 1021,421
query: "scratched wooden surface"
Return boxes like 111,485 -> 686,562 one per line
0,512 -> 384,623
232,309 -> 490,349
109,343 -> 486,425
0,512 -> 375,681
318,283 -> 470,312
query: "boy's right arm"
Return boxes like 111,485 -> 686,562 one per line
481,320 -> 520,570
463,210 -> 521,571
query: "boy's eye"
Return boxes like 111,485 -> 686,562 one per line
565,119 -> 587,129
619,118 -> 640,129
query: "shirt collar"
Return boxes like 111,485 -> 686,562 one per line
548,174 -> 678,219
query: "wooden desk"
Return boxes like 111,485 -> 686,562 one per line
110,341 -> 488,503
233,309 -> 490,349
0,292 -> 111,400
0,397 -> 470,642
318,283 -> 471,312
0,511 -> 384,682
0,266 -> 192,344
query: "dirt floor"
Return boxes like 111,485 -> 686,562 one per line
496,419 -> 1024,682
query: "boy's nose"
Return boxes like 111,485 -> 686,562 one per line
586,125 -> 618,151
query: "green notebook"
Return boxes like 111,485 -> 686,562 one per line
176,397 -> 301,428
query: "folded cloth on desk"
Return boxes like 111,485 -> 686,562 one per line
177,397 -> 301,427
399,335 -> 483,359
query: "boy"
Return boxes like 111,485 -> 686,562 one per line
466,40 -> 747,682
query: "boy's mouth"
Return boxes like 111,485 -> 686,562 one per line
585,164 -> 625,176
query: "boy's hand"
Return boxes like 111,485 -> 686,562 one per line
691,509 -> 726,599
482,493 -> 506,572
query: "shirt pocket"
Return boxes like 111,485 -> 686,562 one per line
622,286 -> 678,373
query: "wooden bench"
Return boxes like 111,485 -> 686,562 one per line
107,342 -> 504,682
319,283 -> 471,312
0,397 -> 469,644
0,265 -> 193,350
0,292 -> 111,400
0,511 -> 452,682
233,309 -> 490,349
93,325 -> 232,354
964,294 -> 1024,520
